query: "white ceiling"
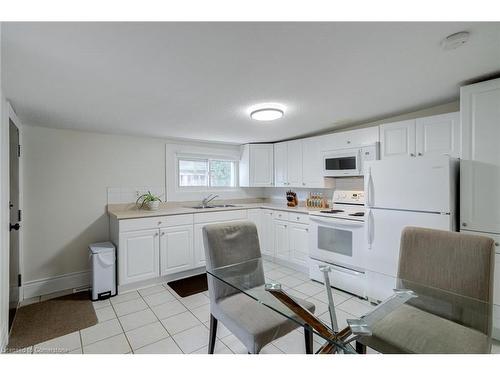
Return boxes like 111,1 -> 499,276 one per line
2,22 -> 500,144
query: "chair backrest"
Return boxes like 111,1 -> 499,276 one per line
397,227 -> 495,334
203,221 -> 265,302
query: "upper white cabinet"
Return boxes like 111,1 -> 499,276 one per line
415,112 -> 460,158
301,136 -> 324,188
239,144 -> 274,187
380,119 -> 416,159
460,78 -> 500,234
380,112 -> 460,160
160,225 -> 193,276
119,229 -> 160,285
320,126 -> 379,151
274,142 -> 288,187
286,140 -> 303,187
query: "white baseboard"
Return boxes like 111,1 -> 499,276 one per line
22,270 -> 90,300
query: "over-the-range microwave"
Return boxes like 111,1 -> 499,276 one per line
322,143 -> 379,177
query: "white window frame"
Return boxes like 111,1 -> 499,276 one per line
176,154 -> 239,192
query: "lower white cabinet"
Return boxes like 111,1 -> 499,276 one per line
289,222 -> 309,267
119,229 -> 160,285
261,209 -> 275,256
274,220 -> 290,260
160,225 -> 194,275
247,209 -> 263,249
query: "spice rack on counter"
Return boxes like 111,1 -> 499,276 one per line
306,192 -> 329,209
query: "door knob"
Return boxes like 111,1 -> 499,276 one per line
10,223 -> 20,231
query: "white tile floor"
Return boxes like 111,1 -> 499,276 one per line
15,258 -> 500,354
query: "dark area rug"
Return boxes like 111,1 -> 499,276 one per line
8,292 -> 97,350
167,273 -> 208,298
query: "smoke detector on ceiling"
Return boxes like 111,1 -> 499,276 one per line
441,31 -> 470,50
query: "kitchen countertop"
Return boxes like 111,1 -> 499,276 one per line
107,201 -> 325,220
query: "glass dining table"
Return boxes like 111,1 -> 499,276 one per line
206,258 -> 493,354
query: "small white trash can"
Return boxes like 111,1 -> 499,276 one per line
89,242 -> 117,301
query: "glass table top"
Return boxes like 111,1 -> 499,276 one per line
206,258 -> 492,354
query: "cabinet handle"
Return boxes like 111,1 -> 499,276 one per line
302,183 -> 306,186
296,217 -> 300,220
347,140 -> 351,144
495,242 -> 499,247
154,232 -> 159,236
462,222 -> 467,227
410,153 -> 415,157
161,232 -> 165,236
418,152 -> 423,156
158,221 -> 162,225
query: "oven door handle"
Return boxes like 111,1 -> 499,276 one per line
309,216 -> 364,227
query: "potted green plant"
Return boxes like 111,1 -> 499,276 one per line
136,191 -> 162,211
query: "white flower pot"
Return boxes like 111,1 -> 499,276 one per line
146,200 -> 160,211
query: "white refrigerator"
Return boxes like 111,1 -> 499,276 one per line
363,155 -> 458,302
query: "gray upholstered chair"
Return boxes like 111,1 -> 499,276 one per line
357,227 -> 495,354
202,221 -> 316,354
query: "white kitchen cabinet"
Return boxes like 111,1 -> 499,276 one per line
460,78 -> 500,234
274,142 -> 288,187
289,222 -> 309,267
260,209 -> 275,257
301,137 -> 324,188
239,144 -> 274,187
320,126 -> 379,151
160,225 -> 193,275
416,112 -> 460,158
273,220 -> 290,261
118,229 -> 160,285
380,112 -> 460,160
286,140 -> 303,187
379,119 -> 416,159
247,209 -> 263,249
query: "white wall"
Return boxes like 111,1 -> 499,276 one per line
21,126 -> 263,294
0,22 -> 10,351
22,126 -> 166,284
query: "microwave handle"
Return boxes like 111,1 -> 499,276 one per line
366,209 -> 374,249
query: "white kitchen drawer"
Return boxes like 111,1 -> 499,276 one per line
273,211 -> 289,221
120,214 -> 194,232
194,209 -> 247,224
289,212 -> 309,224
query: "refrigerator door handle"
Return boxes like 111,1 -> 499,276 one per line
367,209 -> 374,249
366,166 -> 374,207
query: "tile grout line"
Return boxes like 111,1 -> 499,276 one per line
108,297 -> 134,354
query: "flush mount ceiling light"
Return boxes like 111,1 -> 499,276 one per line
249,103 -> 285,121
441,31 -> 470,50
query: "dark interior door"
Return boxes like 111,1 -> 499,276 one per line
9,119 -> 20,331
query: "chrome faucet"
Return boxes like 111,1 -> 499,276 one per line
201,194 -> 219,207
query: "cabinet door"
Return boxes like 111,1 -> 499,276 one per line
119,229 -> 159,285
273,220 -> 290,260
193,223 -> 207,267
260,210 -> 275,257
250,144 -> 274,186
274,142 -> 288,187
416,112 -> 460,158
460,79 -> 500,233
160,225 -> 193,275
289,223 -> 309,267
301,137 -> 324,188
379,120 -> 416,159
247,209 -> 263,249
286,140 -> 303,187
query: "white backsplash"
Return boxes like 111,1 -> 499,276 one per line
107,186 -> 165,204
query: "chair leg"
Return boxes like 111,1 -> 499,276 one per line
304,325 -> 313,354
356,341 -> 367,354
208,314 -> 218,354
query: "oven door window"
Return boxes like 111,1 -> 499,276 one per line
325,156 -> 356,171
317,226 -> 352,257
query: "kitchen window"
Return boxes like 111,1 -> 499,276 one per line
178,157 -> 237,188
